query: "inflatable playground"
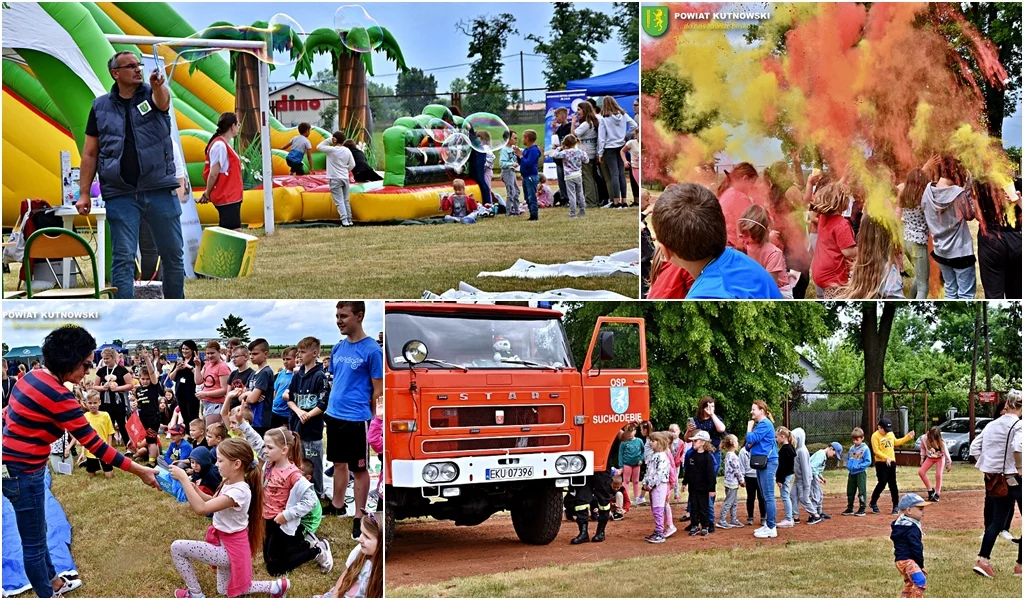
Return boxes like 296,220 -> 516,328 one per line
1,2 -> 485,230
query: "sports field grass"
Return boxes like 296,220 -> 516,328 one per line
386,528 -> 1021,598
4,204 -> 638,299
47,463 -> 353,598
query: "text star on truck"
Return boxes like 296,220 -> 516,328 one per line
384,302 -> 649,547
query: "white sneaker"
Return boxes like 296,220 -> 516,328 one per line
777,519 -> 795,528
1001,530 -> 1015,541
754,525 -> 768,534
635,497 -> 647,505
315,539 -> 333,574
754,526 -> 778,539
55,576 -> 82,595
665,525 -> 678,538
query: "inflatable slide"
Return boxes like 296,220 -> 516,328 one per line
1,2 -> 471,228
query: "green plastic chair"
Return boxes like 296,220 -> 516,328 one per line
23,227 -> 116,299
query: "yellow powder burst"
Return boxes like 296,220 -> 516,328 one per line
909,102 -> 933,152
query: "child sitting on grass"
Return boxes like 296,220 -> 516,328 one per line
890,493 -> 931,598
610,473 -> 630,520
648,183 -> 783,299
169,437 -> 289,598
441,179 -> 489,224
165,424 -> 193,468
206,422 -> 228,461
188,419 -> 209,449
536,174 -> 554,209
188,446 -> 222,495
261,427 -> 324,576
313,512 -> 383,598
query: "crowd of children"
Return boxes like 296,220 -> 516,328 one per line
36,320 -> 384,597
644,156 -> 1022,299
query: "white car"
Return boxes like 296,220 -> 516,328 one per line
914,417 -> 993,461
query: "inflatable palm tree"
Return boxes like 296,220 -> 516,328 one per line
294,24 -> 408,142
193,20 -> 304,152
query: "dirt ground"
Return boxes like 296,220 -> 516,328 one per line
386,488 -> 1018,588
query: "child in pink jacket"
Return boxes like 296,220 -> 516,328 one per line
918,426 -> 952,502
368,396 -> 384,497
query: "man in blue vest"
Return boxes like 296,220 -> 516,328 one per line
76,51 -> 185,299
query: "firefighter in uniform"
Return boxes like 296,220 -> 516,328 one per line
568,427 -> 625,544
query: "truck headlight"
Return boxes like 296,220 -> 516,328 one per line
422,462 -> 459,483
555,454 -> 585,474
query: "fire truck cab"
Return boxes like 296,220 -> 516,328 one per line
384,302 -> 648,546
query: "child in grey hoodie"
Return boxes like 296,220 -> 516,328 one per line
791,428 -> 822,524
921,178 -> 976,299
718,434 -> 744,529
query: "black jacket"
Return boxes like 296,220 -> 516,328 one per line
777,443 -> 796,483
683,450 -> 717,492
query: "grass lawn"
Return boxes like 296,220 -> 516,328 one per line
386,528 -> 1021,598
4,205 -> 637,299
48,463 -> 352,598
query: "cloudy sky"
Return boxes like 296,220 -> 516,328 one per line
169,1 -> 629,101
2,301 -> 382,349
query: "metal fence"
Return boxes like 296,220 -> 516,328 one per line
789,408 -> 906,444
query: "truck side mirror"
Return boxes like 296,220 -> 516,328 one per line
598,331 -> 615,362
402,340 -> 428,365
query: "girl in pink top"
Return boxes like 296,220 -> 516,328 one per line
717,163 -> 758,249
170,437 -> 289,598
918,426 -> 952,502
737,205 -> 793,298
261,427 -> 321,576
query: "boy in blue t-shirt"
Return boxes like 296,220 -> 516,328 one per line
325,302 -> 384,540
270,346 -> 296,429
649,183 -> 782,299
518,130 -> 543,221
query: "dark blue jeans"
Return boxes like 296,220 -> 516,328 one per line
2,466 -> 56,597
756,457 -> 779,528
522,175 -> 539,219
105,189 -> 185,299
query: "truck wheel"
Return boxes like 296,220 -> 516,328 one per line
511,483 -> 563,545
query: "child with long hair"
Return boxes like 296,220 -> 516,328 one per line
262,427 -> 323,576
617,424 -> 643,504
641,432 -> 676,543
810,182 -> 857,298
718,434 -> 744,529
918,426 -> 951,502
921,154 -> 976,299
775,426 -> 797,527
738,438 -> 765,526
840,214 -> 906,299
972,179 -> 1022,299
738,204 -> 793,298
314,512 -> 383,598
170,437 -> 288,598
899,168 -> 931,299
718,162 -> 759,250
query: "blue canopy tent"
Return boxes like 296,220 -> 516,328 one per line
2,470 -> 78,597
92,343 -> 126,364
567,60 -> 640,119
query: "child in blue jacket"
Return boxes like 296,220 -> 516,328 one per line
891,493 -> 930,597
843,427 -> 873,516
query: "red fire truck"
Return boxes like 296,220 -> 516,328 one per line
384,302 -> 649,546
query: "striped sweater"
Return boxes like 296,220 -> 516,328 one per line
2,370 -> 131,473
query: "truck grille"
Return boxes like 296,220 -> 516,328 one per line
429,405 -> 564,428
422,434 -> 572,454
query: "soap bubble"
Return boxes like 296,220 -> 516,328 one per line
165,14 -> 305,77
335,5 -> 383,53
440,132 -> 472,172
460,113 -> 510,154
426,117 -> 458,144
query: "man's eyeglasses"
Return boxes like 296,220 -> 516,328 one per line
113,63 -> 143,71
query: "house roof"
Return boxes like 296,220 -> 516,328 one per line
269,81 -> 337,99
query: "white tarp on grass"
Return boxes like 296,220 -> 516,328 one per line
476,248 -> 640,279
423,282 -> 632,300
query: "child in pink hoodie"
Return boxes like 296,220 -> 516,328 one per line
368,396 -> 384,498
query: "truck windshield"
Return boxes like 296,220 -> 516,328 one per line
386,312 -> 573,370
